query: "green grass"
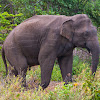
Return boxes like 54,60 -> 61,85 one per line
0,66 -> 100,100
0,54 -> 6,76
51,64 -> 62,81
73,56 -> 89,75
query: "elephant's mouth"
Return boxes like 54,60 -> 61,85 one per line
74,43 -> 91,53
73,42 -> 91,53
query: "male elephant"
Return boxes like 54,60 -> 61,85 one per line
2,14 -> 99,89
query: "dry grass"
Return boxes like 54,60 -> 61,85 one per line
0,66 -> 100,100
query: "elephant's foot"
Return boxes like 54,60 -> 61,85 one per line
40,82 -> 50,90
64,73 -> 72,85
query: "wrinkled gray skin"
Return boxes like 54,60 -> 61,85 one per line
2,14 -> 100,89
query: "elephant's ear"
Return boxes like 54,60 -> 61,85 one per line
60,20 -> 74,41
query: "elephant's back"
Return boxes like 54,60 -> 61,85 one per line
20,15 -> 68,29
3,29 -> 15,50
12,15 -> 66,47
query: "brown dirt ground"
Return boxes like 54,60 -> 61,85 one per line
26,78 -> 62,91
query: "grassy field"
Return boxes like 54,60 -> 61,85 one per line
0,54 -> 100,100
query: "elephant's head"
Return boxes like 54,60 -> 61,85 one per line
60,14 -> 99,74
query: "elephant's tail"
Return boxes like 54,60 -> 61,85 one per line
2,46 -> 8,76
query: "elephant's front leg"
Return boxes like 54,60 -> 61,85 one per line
38,46 -> 56,89
58,52 -> 73,84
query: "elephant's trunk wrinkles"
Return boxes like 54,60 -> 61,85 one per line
87,41 -> 99,75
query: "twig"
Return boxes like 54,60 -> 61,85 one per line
2,4 -> 11,13
33,0 -> 41,6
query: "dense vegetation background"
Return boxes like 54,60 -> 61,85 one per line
0,0 -> 100,99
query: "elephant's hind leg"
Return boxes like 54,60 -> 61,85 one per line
13,57 -> 28,87
6,48 -> 28,87
8,64 -> 18,76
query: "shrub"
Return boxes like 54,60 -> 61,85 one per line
0,11 -> 22,44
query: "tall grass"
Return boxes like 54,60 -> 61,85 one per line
0,67 -> 100,100
0,53 -> 100,99
0,54 -> 6,77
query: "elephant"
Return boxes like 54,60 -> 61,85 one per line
2,14 -> 100,89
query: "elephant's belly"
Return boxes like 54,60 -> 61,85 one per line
26,56 -> 39,66
21,46 -> 40,66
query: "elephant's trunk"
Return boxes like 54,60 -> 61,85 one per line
86,40 -> 99,74
91,46 -> 99,74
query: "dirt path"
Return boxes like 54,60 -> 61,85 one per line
46,81 -> 62,91
26,78 -> 62,91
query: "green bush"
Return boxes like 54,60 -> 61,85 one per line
51,64 -> 62,81
73,56 -> 89,75
0,11 -> 22,44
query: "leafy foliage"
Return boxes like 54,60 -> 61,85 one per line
73,56 -> 90,75
84,0 -> 100,27
98,29 -> 100,44
0,11 -> 22,43
0,0 -> 100,26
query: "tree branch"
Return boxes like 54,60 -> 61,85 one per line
33,0 -> 41,6
2,4 -> 11,13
